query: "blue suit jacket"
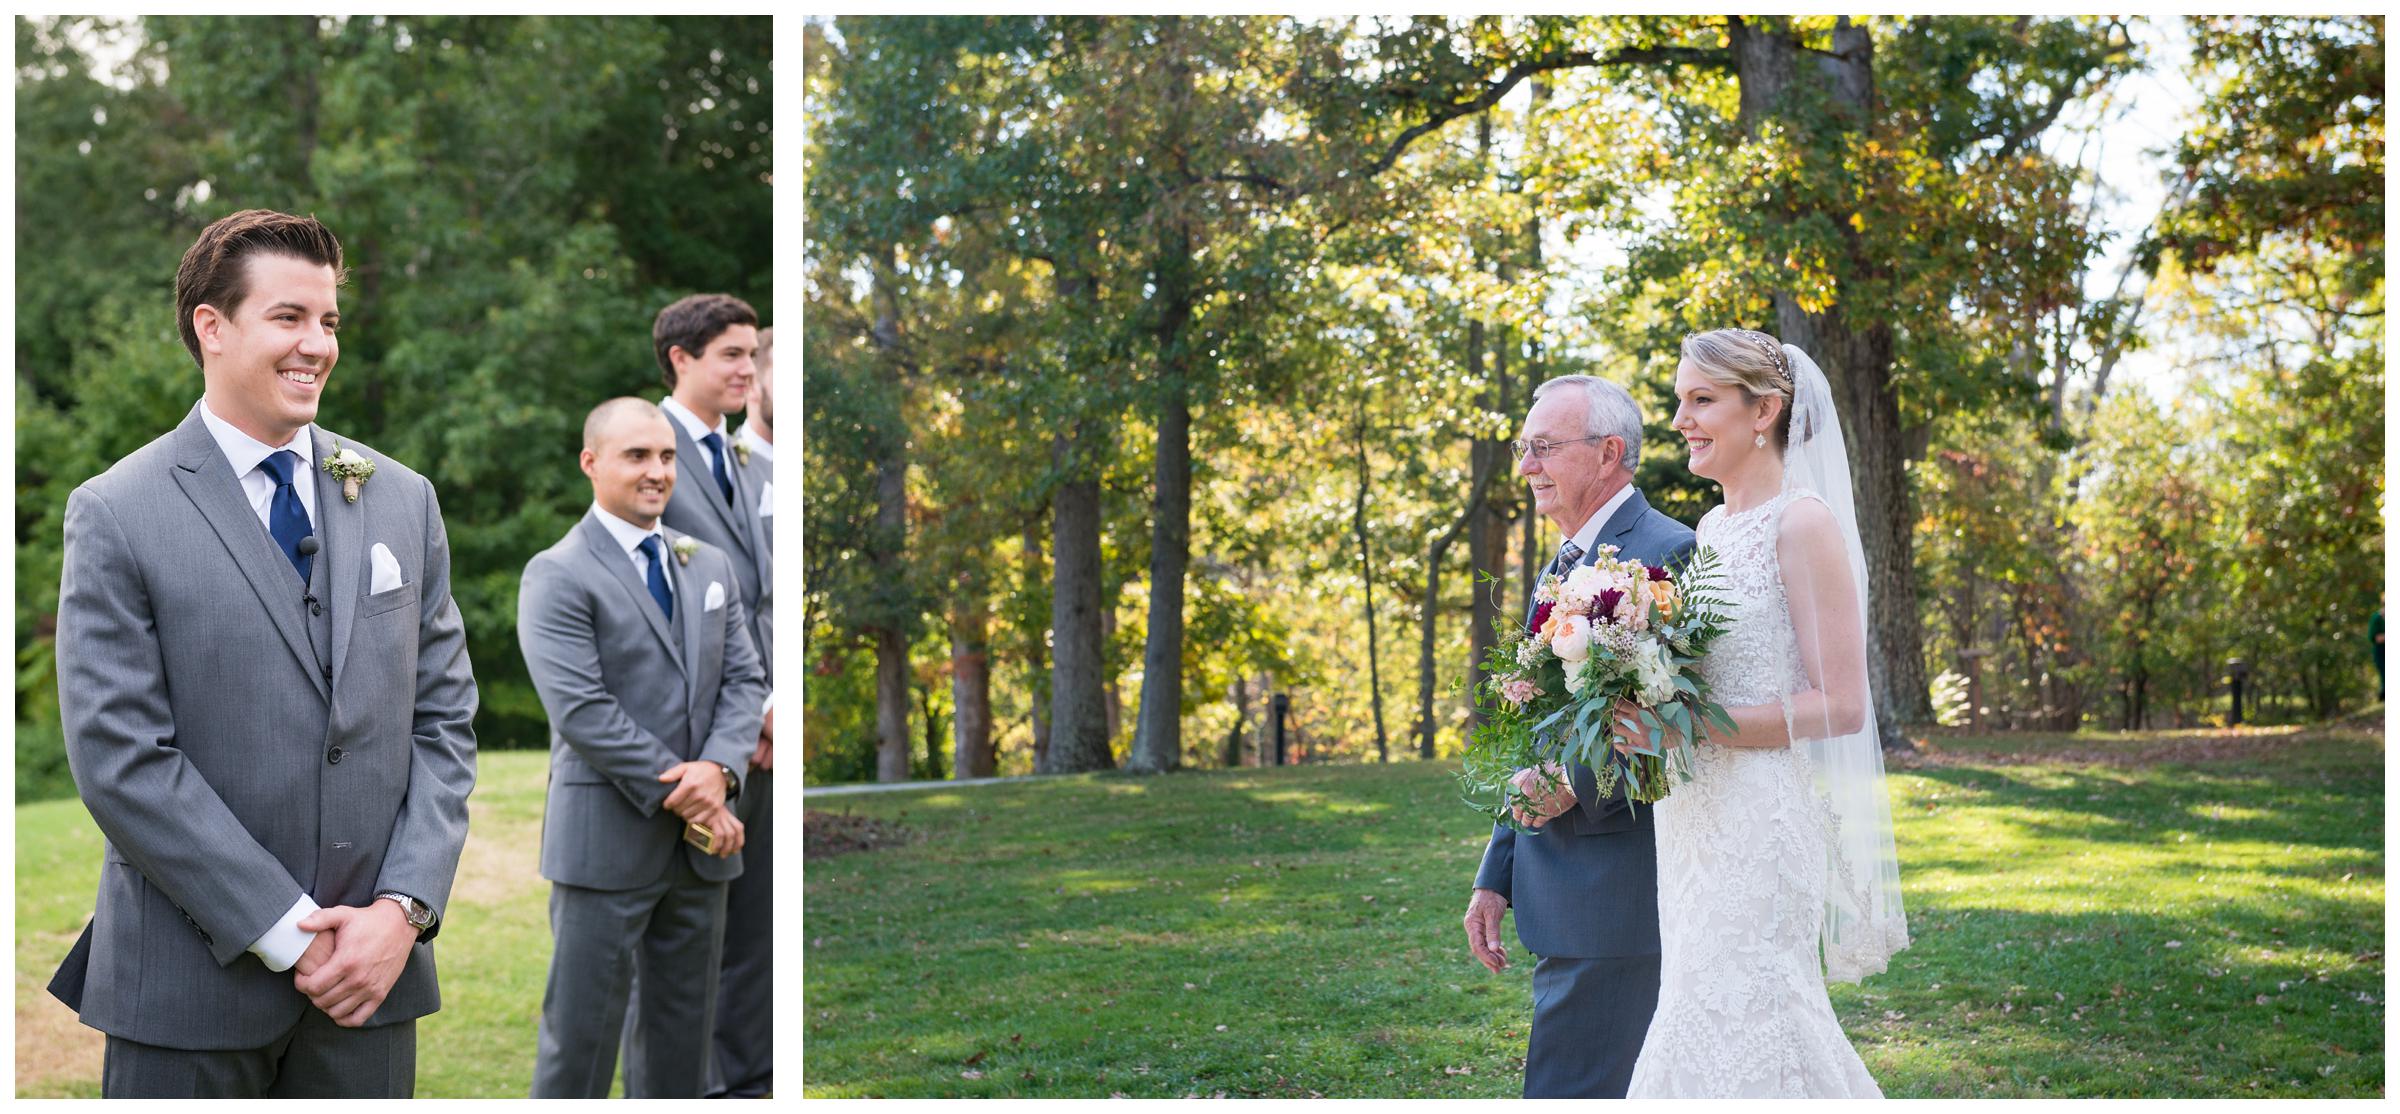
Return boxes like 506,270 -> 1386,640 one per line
1472,488 -> 1696,958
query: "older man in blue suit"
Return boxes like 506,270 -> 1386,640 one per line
1463,375 -> 1695,1099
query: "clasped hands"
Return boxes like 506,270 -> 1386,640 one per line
659,760 -> 745,858
292,900 -> 418,1027
1511,700 -> 1674,828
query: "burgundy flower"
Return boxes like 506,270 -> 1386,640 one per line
1647,565 -> 1670,582
1531,600 -> 1555,631
1592,588 -> 1623,622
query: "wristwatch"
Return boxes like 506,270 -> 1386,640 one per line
718,762 -> 741,803
377,891 -> 436,937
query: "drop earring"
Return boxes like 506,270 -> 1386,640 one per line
1754,433 -> 1767,449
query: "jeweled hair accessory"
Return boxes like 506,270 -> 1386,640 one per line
1743,330 -> 1791,390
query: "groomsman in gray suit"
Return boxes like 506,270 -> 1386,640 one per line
652,295 -> 776,1097
1462,375 -> 1695,1099
521,397 -> 766,1098
48,209 -> 479,1098
714,322 -> 776,1095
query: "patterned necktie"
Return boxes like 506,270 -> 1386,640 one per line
638,535 -> 674,620
701,431 -> 735,505
259,450 -> 313,584
1550,539 -> 1586,579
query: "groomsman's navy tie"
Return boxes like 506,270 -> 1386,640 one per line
260,449 -> 313,584
639,535 -> 674,620
700,431 -> 735,505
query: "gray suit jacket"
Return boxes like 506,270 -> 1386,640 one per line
518,511 -> 767,890
730,422 -> 773,677
662,416 -> 772,678
49,404 -> 479,1049
1474,488 -> 1696,958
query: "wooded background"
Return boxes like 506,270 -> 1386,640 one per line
15,15 -> 773,785
812,15 -> 2380,784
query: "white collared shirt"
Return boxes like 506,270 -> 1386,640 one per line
198,396 -> 318,531
592,503 -> 676,603
659,394 -> 729,483
1563,483 -> 1637,563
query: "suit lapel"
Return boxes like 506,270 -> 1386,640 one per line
169,409 -> 329,702
671,419 -> 753,564
577,513 -> 683,668
1600,488 -> 1651,558
316,429 -> 366,697
671,534 -> 708,730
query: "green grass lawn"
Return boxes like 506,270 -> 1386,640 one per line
801,724 -> 2385,1098
16,749 -> 559,1098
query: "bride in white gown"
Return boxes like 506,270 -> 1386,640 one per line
1617,329 -> 1910,1098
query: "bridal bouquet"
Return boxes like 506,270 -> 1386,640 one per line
1458,545 -> 1735,829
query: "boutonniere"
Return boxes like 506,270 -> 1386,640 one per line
322,443 -> 376,503
732,440 -> 752,467
671,537 -> 699,566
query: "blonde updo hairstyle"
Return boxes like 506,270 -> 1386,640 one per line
1679,328 -> 1796,452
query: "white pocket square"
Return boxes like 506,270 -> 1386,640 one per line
370,542 -> 406,594
704,581 -> 726,612
758,480 -> 774,519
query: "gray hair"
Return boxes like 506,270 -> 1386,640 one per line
1532,374 -> 1642,473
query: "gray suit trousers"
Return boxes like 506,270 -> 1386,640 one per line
1525,953 -> 1660,1099
102,1012 -> 415,1098
532,856 -> 729,1098
711,767 -> 773,1096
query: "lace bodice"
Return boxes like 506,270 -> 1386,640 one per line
1694,492 -> 1814,709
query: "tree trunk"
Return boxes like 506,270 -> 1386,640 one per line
1464,113 -> 1504,733
1353,390 -> 1391,762
1735,16 -> 1930,750
951,603 -> 995,778
1043,429 -> 1114,773
1021,515 -> 1052,771
1131,218 -> 1197,774
1416,450 -> 1501,757
1224,675 -> 1250,768
869,258 -> 913,782
919,683 -> 946,780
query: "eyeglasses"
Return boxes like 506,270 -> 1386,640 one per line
1510,435 -> 1604,462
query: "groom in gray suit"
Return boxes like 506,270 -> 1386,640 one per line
1462,375 -> 1695,1099
652,295 -> 776,1097
521,397 -> 767,1098
49,209 -> 478,1097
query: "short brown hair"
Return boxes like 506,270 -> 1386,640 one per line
174,209 -> 347,368
652,293 -> 758,388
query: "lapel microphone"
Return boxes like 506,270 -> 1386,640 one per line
298,536 -> 323,616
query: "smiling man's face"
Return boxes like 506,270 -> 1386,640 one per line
1519,385 -> 1619,535
197,252 -> 341,446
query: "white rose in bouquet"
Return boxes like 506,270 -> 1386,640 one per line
1634,642 -> 1679,706
1550,613 -> 1593,663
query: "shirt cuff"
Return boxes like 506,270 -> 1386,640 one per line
248,893 -> 321,972
762,689 -> 774,715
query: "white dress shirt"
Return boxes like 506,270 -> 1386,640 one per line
198,397 -> 319,532
1564,483 -> 1638,564
659,394 -> 729,485
733,421 -> 773,465
592,503 -> 676,604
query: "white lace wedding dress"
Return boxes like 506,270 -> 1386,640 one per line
1623,489 -> 1882,1098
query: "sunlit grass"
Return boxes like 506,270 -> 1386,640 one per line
803,727 -> 2382,1098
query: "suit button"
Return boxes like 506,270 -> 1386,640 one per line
327,746 -> 346,765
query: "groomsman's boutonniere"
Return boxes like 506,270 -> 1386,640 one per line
322,444 -> 376,503
671,537 -> 699,566
732,440 -> 751,467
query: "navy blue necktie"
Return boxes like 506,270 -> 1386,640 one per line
639,535 -> 674,620
259,450 -> 313,584
700,431 -> 735,505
